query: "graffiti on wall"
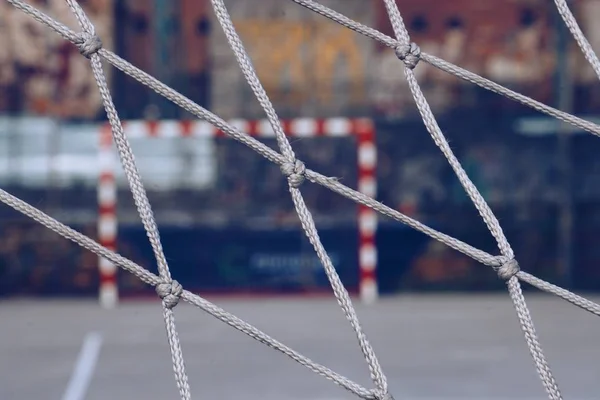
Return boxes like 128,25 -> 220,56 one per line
210,0 -> 375,118
0,0 -> 113,118
234,20 -> 365,106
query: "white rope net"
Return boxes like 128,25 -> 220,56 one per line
3,0 -> 600,399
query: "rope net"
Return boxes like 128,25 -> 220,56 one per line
3,0 -> 600,399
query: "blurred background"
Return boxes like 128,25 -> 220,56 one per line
2,0 -> 600,300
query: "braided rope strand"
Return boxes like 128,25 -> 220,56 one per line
66,0 -> 190,396
380,0 -> 561,397
0,185 -> 377,399
287,0 -> 600,138
3,0 -> 502,270
209,0 -> 388,394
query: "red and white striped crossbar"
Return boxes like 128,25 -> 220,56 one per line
98,118 -> 378,308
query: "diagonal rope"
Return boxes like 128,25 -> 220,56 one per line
380,0 -> 561,398
209,0 -> 388,395
276,1 -> 600,320
209,0 -> 296,161
0,186 -> 376,400
553,0 -> 600,81
3,0 -> 500,271
287,0 -> 600,138
3,0 -> 600,399
63,0 -> 191,397
517,271 -> 600,317
507,277 -> 561,400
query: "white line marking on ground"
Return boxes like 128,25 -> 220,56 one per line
62,331 -> 103,400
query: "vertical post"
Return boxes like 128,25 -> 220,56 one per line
113,0 -> 127,115
46,119 -> 61,211
6,118 -> 18,185
554,1 -> 574,287
356,119 -> 378,304
98,125 -> 118,308
153,0 -> 180,118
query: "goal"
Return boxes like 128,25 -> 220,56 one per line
97,117 -> 378,308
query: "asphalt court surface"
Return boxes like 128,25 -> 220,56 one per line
1,294 -> 599,400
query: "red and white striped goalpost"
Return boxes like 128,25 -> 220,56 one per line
97,118 -> 378,308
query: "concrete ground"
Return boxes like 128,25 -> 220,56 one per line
1,293 -> 599,400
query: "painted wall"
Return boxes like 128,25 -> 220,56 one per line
209,0 -> 376,119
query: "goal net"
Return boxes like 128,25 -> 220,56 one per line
3,0 -> 600,399
97,117 -> 378,307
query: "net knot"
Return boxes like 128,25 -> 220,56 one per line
156,280 -> 183,309
76,32 -> 103,58
281,160 -> 306,188
395,42 -> 421,69
497,258 -> 520,280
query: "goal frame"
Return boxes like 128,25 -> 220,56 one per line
97,117 -> 378,308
